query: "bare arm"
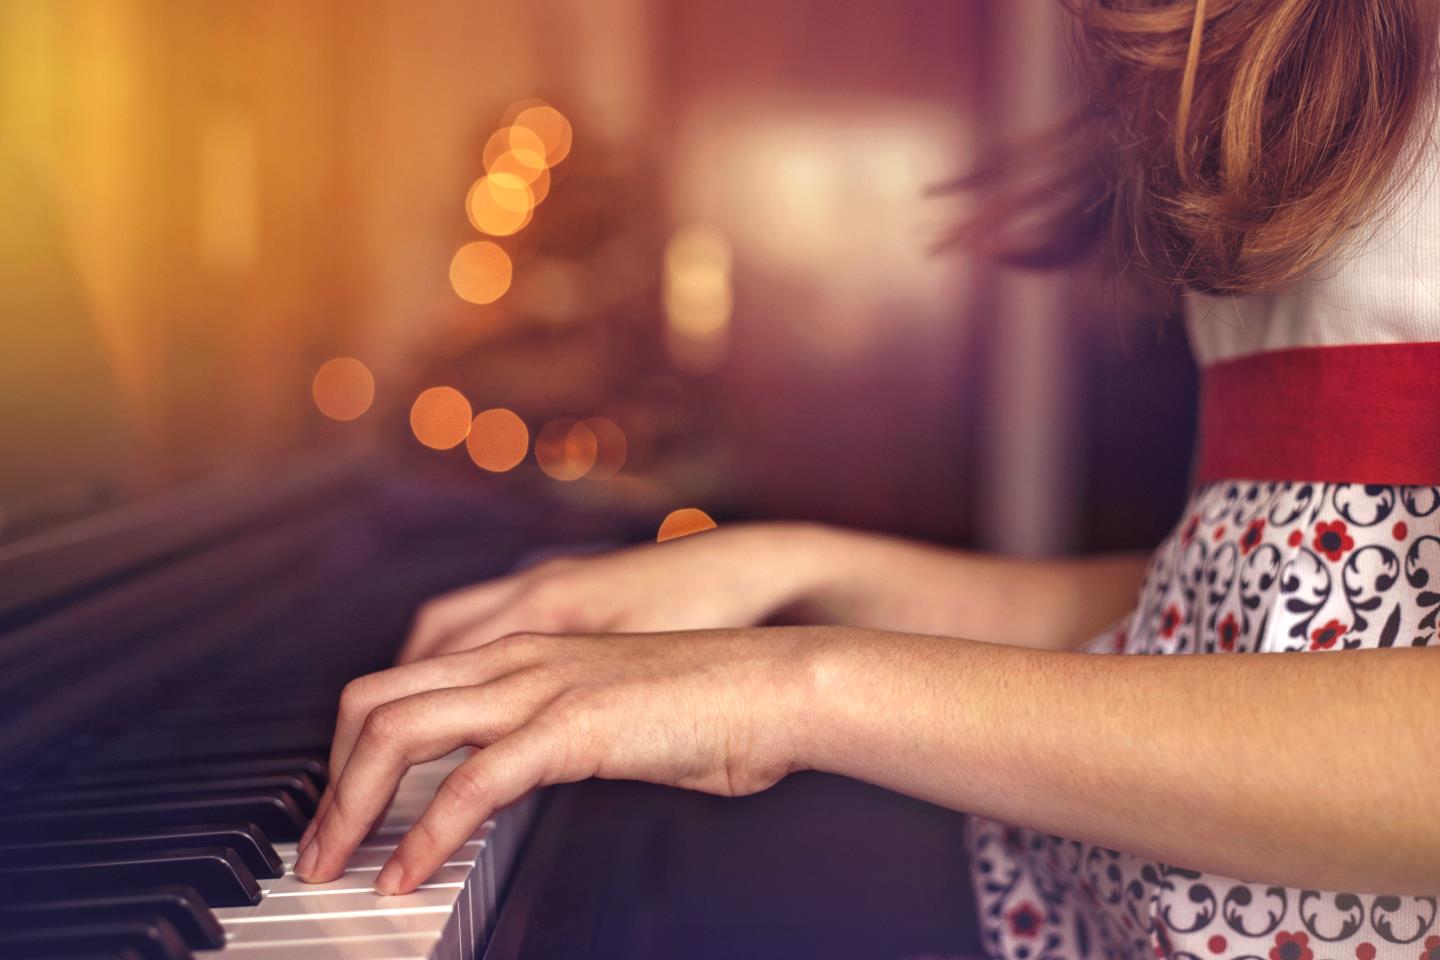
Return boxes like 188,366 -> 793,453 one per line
792,525 -> 1149,650
399,523 -> 1149,661
804,631 -> 1438,895
298,626 -> 1439,897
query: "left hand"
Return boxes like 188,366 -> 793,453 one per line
294,628 -> 820,894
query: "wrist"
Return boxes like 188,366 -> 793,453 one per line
785,627 -> 1000,783
783,625 -> 876,774
720,522 -> 848,618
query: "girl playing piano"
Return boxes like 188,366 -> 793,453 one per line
299,3 -> 1440,957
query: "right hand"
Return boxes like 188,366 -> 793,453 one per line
396,523 -> 829,664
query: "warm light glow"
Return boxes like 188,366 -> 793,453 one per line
489,172 -> 535,214
512,104 -> 573,166
663,278 -> 733,338
483,125 -> 548,174
465,175 -> 533,236
535,418 -> 598,481
196,110 -> 258,272
311,357 -> 375,421
409,386 -> 473,450
489,151 -> 551,204
663,223 -> 733,372
666,222 -> 733,278
466,408 -> 529,472
450,241 -> 513,304
657,508 -> 718,542
582,417 -> 627,480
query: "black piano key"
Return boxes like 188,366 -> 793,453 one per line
0,846 -> 261,908
0,917 -> 191,960
83,728 -> 332,767
1,772 -> 322,817
146,703 -> 337,728
102,718 -> 334,743
0,823 -> 282,879
0,792 -> 307,843
0,886 -> 224,949
53,752 -> 327,786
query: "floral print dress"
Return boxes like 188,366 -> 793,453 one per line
966,77 -> 1440,955
966,479 -> 1440,960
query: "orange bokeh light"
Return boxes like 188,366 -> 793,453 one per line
581,417 -> 627,480
657,508 -> 718,542
312,357 -> 375,421
450,241 -> 513,304
465,175 -> 533,236
466,408 -> 529,472
513,104 -> 573,166
535,418 -> 598,481
409,386 -> 473,450
483,125 -> 548,174
489,151 -> 550,204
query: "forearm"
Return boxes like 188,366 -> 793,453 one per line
798,630 -> 1440,894
780,523 -> 1148,650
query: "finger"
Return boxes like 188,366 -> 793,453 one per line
421,604 -> 555,661
331,641 -> 536,781
303,676 -> 555,883
398,578 -> 525,664
374,721 -> 573,895
298,786 -> 331,852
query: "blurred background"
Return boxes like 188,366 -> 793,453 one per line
0,0 -> 1198,556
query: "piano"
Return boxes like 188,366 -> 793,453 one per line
0,461 -> 626,960
0,462 -> 983,960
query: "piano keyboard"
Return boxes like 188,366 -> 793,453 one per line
0,595 -> 536,960
208,751 -> 535,960
0,475 -> 620,960
1,748 -> 534,960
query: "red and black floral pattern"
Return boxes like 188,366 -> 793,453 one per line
968,481 -> 1440,960
1216,613 -> 1240,652
1271,931 -> 1315,960
1313,521 -> 1356,563
1310,619 -> 1347,650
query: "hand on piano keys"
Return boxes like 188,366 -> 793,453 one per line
1,750 -> 532,960
297,628 -> 817,896
395,524 -> 823,665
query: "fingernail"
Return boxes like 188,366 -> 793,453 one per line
375,859 -> 404,896
295,837 -> 320,880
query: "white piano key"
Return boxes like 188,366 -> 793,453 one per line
262,864 -> 472,897
470,847 -> 489,960
377,810 -> 426,832
475,852 -> 491,941
273,840 -> 482,872
483,839 -> 496,932
222,914 -> 450,944
457,869 -> 473,960
437,894 -> 462,960
470,841 -> 492,954
214,938 -> 433,959
394,790 -> 443,814
215,887 -> 462,922
273,841 -> 391,871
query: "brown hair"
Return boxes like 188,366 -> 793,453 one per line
948,0 -> 1439,297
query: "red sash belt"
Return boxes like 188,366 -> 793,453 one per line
1196,342 -> 1440,486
